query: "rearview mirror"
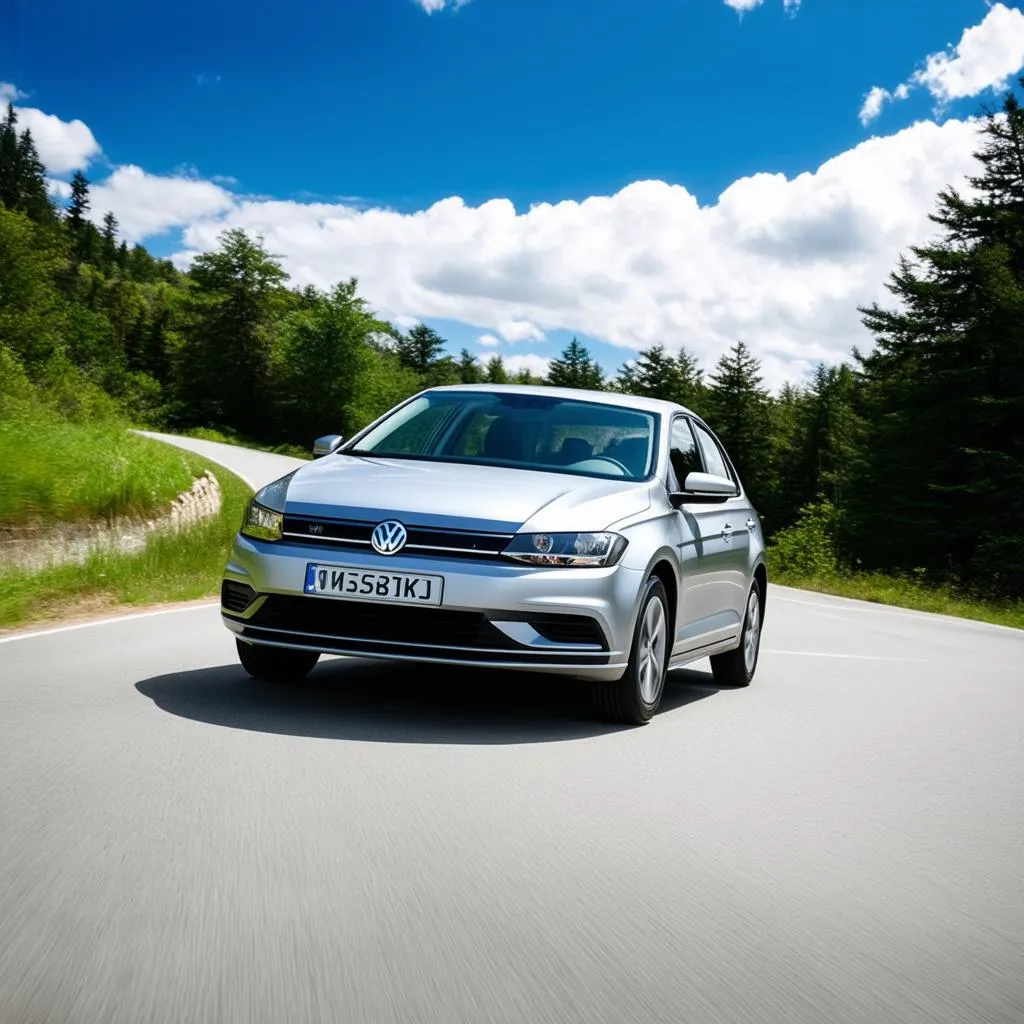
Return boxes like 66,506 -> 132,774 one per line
313,434 -> 344,458
669,471 -> 737,507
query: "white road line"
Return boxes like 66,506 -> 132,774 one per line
0,602 -> 219,646
764,649 -> 929,662
770,589 -> 1021,634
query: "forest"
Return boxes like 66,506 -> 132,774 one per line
1,88 -> 1022,605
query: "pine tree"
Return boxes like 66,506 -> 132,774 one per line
458,348 -> 483,383
547,338 -> 604,389
14,130 -> 54,222
101,212 -> 119,270
65,170 -> 100,263
483,354 -> 508,384
800,363 -> 860,508
705,341 -> 772,501
614,343 -> 703,407
66,171 -> 90,232
394,323 -> 447,377
854,83 -> 1024,595
0,104 -> 19,209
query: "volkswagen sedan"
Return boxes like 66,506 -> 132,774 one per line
220,384 -> 766,724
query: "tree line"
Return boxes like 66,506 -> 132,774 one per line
1,87 -> 1022,599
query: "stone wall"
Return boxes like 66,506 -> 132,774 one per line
0,471 -> 223,574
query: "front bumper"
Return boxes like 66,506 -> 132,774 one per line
220,534 -> 644,680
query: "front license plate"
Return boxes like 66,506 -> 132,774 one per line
303,564 -> 444,606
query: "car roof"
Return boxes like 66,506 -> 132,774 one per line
427,383 -> 696,419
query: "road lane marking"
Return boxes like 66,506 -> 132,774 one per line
770,590 -> 1022,634
764,649 -> 929,662
0,602 -> 219,645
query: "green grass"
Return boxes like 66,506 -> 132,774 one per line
770,568 -> 1024,631
0,454 -> 252,629
183,426 -> 311,462
0,420 -> 212,526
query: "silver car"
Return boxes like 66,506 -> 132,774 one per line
220,384 -> 766,724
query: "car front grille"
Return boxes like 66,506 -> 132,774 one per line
250,595 -> 512,648
280,514 -> 513,560
225,594 -> 610,666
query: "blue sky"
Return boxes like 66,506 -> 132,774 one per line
2,0 -> 1022,386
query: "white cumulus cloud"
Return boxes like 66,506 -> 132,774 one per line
915,2 -> 1024,102
1,82 -> 101,173
88,165 -> 235,243
478,333 -> 500,347
859,83 -> 910,126
496,319 -> 545,343
860,3 -> 1024,124
169,116 -> 982,389
505,354 -> 552,378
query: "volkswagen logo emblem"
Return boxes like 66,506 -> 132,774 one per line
371,519 -> 408,556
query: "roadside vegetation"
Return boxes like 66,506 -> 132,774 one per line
0,87 -> 1021,629
1,418 -> 208,526
767,499 -> 1024,631
0,464 -> 251,628
0,352 -> 254,628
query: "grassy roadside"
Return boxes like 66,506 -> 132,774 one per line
0,421 -> 210,526
0,455 -> 252,630
770,569 -> 1024,631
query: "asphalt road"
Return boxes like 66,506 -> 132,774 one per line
2,437 -> 1023,1024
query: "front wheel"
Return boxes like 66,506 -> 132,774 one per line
710,582 -> 762,687
595,577 -> 671,725
236,639 -> 320,681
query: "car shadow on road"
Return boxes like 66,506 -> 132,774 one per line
134,658 -> 721,745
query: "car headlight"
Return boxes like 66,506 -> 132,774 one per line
239,473 -> 294,542
502,532 -> 627,568
240,500 -> 284,542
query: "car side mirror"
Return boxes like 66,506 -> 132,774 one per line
669,471 -> 738,507
313,434 -> 344,458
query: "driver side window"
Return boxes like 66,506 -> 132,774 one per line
669,418 -> 702,487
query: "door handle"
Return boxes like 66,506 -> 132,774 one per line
722,523 -> 733,537
745,518 -> 756,532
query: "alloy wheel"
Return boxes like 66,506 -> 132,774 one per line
637,596 -> 668,704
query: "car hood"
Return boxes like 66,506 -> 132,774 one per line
282,455 -> 650,533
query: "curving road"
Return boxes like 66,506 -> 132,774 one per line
2,436 -> 1023,1024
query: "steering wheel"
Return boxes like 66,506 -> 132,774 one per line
587,455 -> 630,475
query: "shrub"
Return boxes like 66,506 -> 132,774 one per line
767,497 -> 843,579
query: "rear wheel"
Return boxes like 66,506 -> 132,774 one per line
710,582 -> 762,687
595,577 -> 670,725
236,639 -> 320,681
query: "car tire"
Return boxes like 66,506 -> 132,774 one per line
236,639 -> 320,681
710,580 -> 762,688
595,577 -> 671,726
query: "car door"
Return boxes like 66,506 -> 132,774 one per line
689,419 -> 752,632
667,416 -> 736,655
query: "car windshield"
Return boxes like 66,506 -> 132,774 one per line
349,391 -> 658,481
